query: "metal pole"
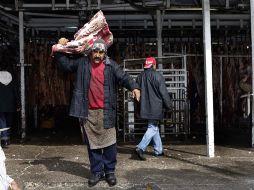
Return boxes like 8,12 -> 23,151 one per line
156,9 -> 165,137
220,56 -> 223,128
128,100 -> 134,141
225,0 -> 229,9
250,0 -> 254,147
166,0 -> 170,9
202,0 -> 215,157
97,0 -> 101,9
15,0 -> 18,10
19,11 -> 26,140
156,9 -> 162,59
66,0 -> 69,9
52,0 -> 55,10
123,60 -> 126,142
87,0 -> 91,10
184,55 -> 187,88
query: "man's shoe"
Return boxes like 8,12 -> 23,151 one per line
153,152 -> 164,157
135,148 -> 146,161
106,173 -> 117,187
88,173 -> 105,187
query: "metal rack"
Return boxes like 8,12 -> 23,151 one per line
117,55 -> 190,142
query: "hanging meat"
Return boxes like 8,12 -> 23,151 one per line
52,10 -> 113,55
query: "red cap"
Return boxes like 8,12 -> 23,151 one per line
144,57 -> 156,69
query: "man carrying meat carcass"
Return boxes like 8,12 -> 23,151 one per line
52,11 -> 140,188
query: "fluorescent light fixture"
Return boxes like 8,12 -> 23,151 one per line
65,26 -> 78,29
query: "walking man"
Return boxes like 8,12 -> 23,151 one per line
54,38 -> 140,187
135,57 -> 172,160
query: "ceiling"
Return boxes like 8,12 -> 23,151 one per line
0,0 -> 251,36
0,0 -> 249,11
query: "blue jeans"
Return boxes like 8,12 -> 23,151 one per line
137,120 -> 163,155
0,113 -> 10,141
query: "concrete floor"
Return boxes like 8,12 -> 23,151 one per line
3,134 -> 254,190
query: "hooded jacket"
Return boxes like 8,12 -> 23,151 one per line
136,68 -> 172,120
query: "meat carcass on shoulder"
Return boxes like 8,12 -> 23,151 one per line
52,10 -> 113,55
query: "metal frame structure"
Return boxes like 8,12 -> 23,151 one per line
1,1 -> 248,11
0,1 -> 251,34
118,55 -> 189,142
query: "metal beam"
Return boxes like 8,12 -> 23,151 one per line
12,3 -> 223,11
166,0 -> 170,9
19,11 -> 26,141
97,0 -> 101,9
250,0 -> 254,147
0,9 -> 19,23
156,9 -> 165,138
22,12 -> 250,21
20,3 -> 137,11
66,0 -> 70,9
24,12 -> 77,18
0,3 -> 12,11
202,0 -> 215,158
15,0 -> 18,10
157,10 -> 162,57
21,3 -> 76,8
52,0 -> 55,10
225,0 -> 229,9
26,17 -> 249,29
87,0 -> 91,10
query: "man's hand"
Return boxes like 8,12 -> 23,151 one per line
58,38 -> 69,45
132,89 -> 140,102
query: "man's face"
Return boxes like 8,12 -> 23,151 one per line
91,49 -> 106,64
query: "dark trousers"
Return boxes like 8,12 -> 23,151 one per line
0,112 -> 12,140
87,143 -> 117,175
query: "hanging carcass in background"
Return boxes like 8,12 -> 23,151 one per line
179,29 -> 251,130
26,40 -> 71,109
25,39 -> 73,129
